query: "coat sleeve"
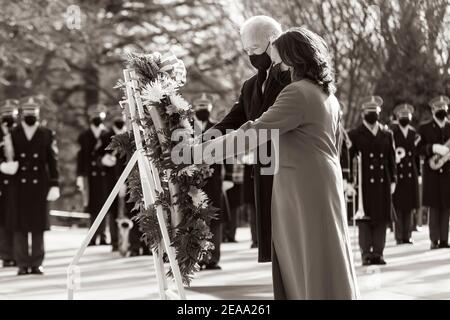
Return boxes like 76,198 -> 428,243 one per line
414,131 -> 422,176
76,133 -> 86,177
387,131 -> 397,184
46,130 -> 60,187
212,85 -> 247,133
417,125 -> 434,158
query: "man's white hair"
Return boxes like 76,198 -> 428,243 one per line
240,15 -> 282,43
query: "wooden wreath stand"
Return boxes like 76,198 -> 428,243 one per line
67,69 -> 186,300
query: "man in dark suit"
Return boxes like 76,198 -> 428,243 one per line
0,100 -> 19,268
194,94 -> 223,270
76,105 -> 110,246
348,96 -> 397,266
208,16 -> 290,266
391,104 -> 421,245
418,95 -> 450,249
11,97 -> 60,275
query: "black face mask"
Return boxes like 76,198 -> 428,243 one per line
195,109 -> 210,122
399,117 -> 410,127
364,112 -> 379,125
24,115 -> 37,126
2,116 -> 15,128
434,109 -> 448,121
91,117 -> 103,127
114,120 -> 125,130
249,43 -> 272,70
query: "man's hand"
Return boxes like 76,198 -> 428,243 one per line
0,161 -> 19,175
432,144 -> 450,156
239,120 -> 254,132
76,176 -> 84,192
47,186 -> 60,201
390,182 -> 396,194
101,154 -> 117,167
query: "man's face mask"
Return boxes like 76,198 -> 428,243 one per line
398,117 -> 411,127
249,43 -> 271,71
2,116 -> 15,128
24,115 -> 37,126
364,112 -> 379,125
434,109 -> 448,121
195,109 -> 210,122
114,120 -> 125,130
91,116 -> 103,127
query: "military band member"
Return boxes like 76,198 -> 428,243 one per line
392,104 -> 421,245
193,94 -> 223,270
348,96 -> 397,265
76,105 -> 110,246
418,95 -> 450,249
11,97 -> 60,275
0,100 -> 19,267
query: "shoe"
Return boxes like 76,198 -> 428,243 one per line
396,239 -> 403,245
362,257 -> 371,266
371,256 -> 387,265
99,238 -> 109,245
403,239 -> 414,244
430,241 -> 439,250
30,266 -> 44,275
88,239 -> 96,246
438,241 -> 450,248
250,242 -> 258,249
142,247 -> 152,256
2,259 -> 17,267
204,263 -> 222,270
17,267 -> 29,275
112,245 -> 118,252
129,250 -> 140,257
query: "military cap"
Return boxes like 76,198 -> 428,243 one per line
361,96 -> 383,112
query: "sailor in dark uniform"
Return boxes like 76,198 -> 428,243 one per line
0,100 -> 19,268
76,105 -> 110,246
392,103 -> 421,245
193,94 -> 223,270
418,95 -> 450,249
348,96 -> 397,265
11,97 -> 60,275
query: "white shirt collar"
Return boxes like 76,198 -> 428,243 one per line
22,121 -> 39,141
399,125 -> 410,138
363,120 -> 379,136
433,115 -> 447,129
90,124 -> 105,138
194,116 -> 208,132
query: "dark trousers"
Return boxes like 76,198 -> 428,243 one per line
0,227 -> 14,260
223,185 -> 240,241
109,198 -> 119,248
394,209 -> 413,241
209,218 -> 222,265
90,214 -> 107,242
129,223 -> 146,252
248,204 -> 257,245
358,222 -> 387,259
14,231 -> 44,267
429,207 -> 450,243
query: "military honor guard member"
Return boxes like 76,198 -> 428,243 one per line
193,94 -> 223,270
392,104 -> 421,245
76,105 -> 110,246
11,97 -> 60,275
0,100 -> 19,267
418,95 -> 450,249
348,96 -> 397,265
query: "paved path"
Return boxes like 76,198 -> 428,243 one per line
0,226 -> 449,300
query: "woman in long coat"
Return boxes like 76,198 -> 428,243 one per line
196,27 -> 359,299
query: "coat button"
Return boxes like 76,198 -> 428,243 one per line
91,161 -> 96,166
380,165 -> 384,169
408,162 -> 412,167
370,178 -> 374,183
21,166 -> 26,171
92,171 -> 97,176
20,153 -> 26,158
439,169 -> 443,173
380,178 -> 384,183
370,165 -> 374,170
4,180 -> 8,185
400,164 -> 403,168
101,171 -> 106,176
33,179 -> 38,184
33,166 -> 38,171
408,173 -> 412,178
33,153 -> 38,158
408,151 -> 412,156
370,153 -> 374,158
400,174 -> 403,179
21,178 -> 26,183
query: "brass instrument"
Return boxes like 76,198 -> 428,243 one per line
354,155 -> 370,222
429,138 -> 450,170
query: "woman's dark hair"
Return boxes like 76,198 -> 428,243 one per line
273,27 -> 336,95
